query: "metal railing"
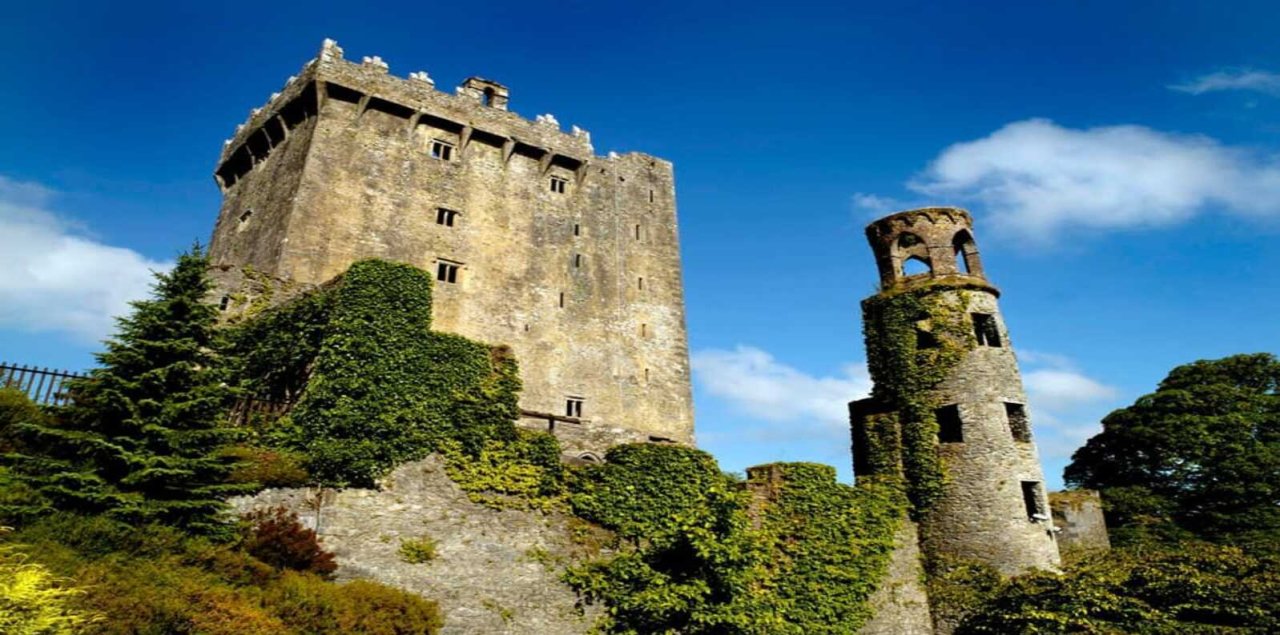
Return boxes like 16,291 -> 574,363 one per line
0,363 -> 85,406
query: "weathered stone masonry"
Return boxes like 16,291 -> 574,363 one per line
208,40 -> 694,458
851,208 -> 1061,576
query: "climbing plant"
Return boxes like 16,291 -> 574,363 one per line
860,282 -> 976,516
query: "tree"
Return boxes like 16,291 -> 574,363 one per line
1065,353 -> 1280,548
5,246 -> 244,534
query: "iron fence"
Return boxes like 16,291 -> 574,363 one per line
0,362 -> 85,406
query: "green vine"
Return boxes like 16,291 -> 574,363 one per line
861,281 -> 976,517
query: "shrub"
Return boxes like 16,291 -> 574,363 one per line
263,572 -> 443,634
0,540 -> 98,634
224,446 -> 310,489
398,536 -> 437,564
0,387 -> 44,454
440,431 -> 566,510
241,507 -> 336,578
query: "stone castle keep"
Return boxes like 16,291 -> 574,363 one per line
208,40 -> 693,458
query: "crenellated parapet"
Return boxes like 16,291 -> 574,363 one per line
215,38 -> 599,190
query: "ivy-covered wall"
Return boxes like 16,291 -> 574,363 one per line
229,259 -> 521,487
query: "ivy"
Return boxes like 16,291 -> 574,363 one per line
752,464 -> 907,634
861,282 -> 976,516
227,259 -> 522,487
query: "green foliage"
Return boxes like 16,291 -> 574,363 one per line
241,507 -> 337,578
570,444 -> 728,540
398,536 -> 438,564
956,542 -> 1280,634
440,431 -> 566,510
3,246 -> 245,535
0,538 -> 99,634
0,387 -> 45,455
752,464 -> 907,634
229,259 -> 521,486
6,513 -> 441,634
565,448 -> 906,634
1066,353 -> 1280,549
223,445 -> 311,489
860,284 -> 974,516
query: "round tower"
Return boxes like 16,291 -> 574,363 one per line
852,207 -> 1060,576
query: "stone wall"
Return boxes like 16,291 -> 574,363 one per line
208,40 -> 694,458
1050,490 -> 1110,558
230,455 -> 601,635
858,520 -> 934,635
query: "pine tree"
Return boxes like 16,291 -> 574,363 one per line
5,245 -> 244,534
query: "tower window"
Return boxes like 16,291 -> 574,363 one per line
638,277 -> 644,290
972,313 -> 1002,347
436,260 -> 460,284
635,224 -> 642,240
550,176 -> 568,194
430,140 -> 454,161
640,323 -> 647,337
649,189 -> 654,203
574,223 -> 581,236
574,254 -> 583,268
219,295 -> 231,311
237,209 -> 253,228
915,327 -> 938,350
435,208 -> 459,227
559,292 -> 565,308
1022,481 -> 1046,519
935,404 -> 963,443
1006,403 -> 1031,442
566,397 -> 584,418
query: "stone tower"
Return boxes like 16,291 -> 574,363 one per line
850,207 -> 1060,578
207,40 -> 694,458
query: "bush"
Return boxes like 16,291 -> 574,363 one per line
0,387 -> 45,454
224,446 -> 310,489
440,431 -> 566,510
398,536 -> 437,564
241,507 -> 336,579
264,572 -> 442,634
0,540 -> 98,634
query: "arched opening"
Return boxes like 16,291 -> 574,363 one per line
902,256 -> 932,277
953,229 -> 981,274
898,232 -> 923,249
578,452 -> 602,463
483,87 -> 496,107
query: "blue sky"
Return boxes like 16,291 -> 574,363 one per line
2,1 -> 1278,488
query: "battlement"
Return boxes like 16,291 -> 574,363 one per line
864,206 -> 991,292
215,39 -> 620,190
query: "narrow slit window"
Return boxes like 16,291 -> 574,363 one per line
644,368 -> 650,382
635,224 -> 642,240
1006,403 -> 1031,442
574,223 -> 581,236
574,254 -> 582,268
430,140 -> 455,161
558,292 -> 565,308
936,404 -> 963,443
219,295 -> 231,311
972,313 -> 1002,347
638,277 -> 644,290
436,261 -> 460,284
566,397 -> 584,418
1022,481 -> 1046,519
649,189 -> 654,203
550,176 -> 568,194
640,323 -> 647,337
435,208 -> 459,227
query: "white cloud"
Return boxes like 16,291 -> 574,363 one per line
1017,351 -> 1119,460
0,176 -> 171,343
851,193 -> 910,217
902,118 -> 1280,239
1170,69 -> 1280,96
692,346 -> 871,436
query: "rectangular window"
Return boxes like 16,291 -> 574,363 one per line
1022,481 -> 1046,519
935,404 -> 963,443
430,140 -> 454,161
435,208 -> 459,227
635,224 -> 642,240
638,277 -> 644,290
574,254 -> 583,268
550,176 -> 568,194
565,397 -> 584,418
573,223 -> 581,236
219,295 -> 231,311
972,313 -> 1002,347
1006,402 -> 1031,442
559,292 -> 565,308
436,260 -> 460,284
915,327 -> 939,350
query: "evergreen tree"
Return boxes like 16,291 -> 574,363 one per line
5,246 -> 243,534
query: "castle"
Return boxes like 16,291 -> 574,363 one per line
208,40 -> 694,459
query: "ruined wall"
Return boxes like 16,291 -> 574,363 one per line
208,41 -> 693,456
858,520 -> 934,635
230,456 -> 601,635
1050,490 -> 1110,558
